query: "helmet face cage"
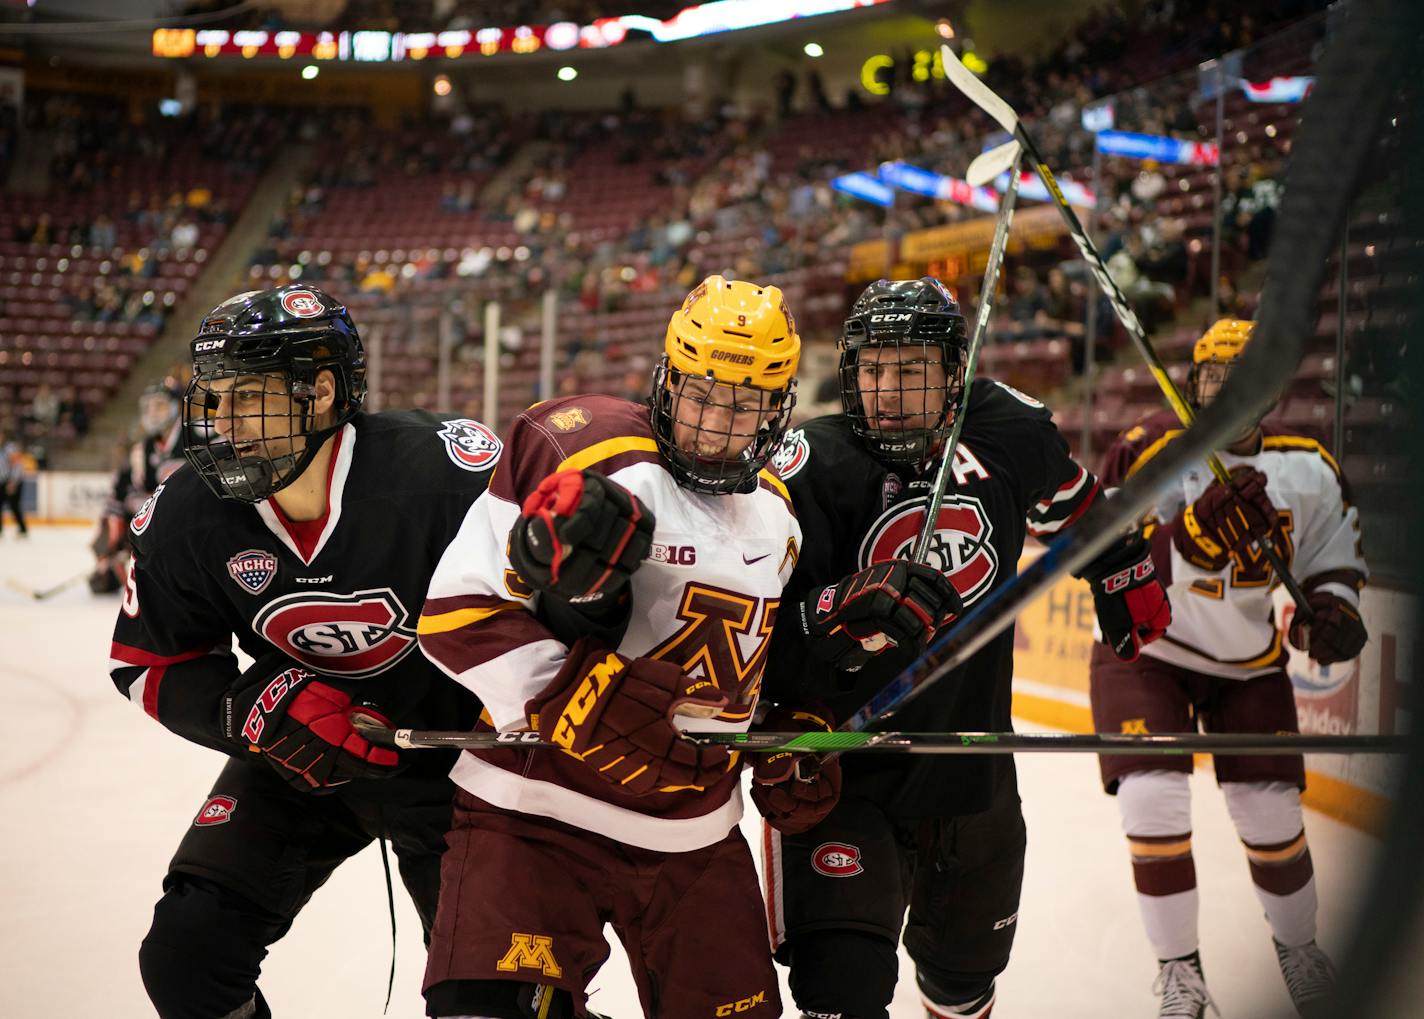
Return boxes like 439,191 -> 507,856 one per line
1188,358 -> 1234,410
183,367 -> 335,504
181,289 -> 366,503
650,358 -> 797,495
840,339 -> 967,465
138,387 -> 179,438
838,277 -> 969,466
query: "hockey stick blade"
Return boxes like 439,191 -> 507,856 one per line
6,572 -> 87,601
965,140 -> 1021,188
941,45 -> 1018,133
348,718 -> 1406,756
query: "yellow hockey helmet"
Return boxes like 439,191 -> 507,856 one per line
1189,318 -> 1255,410
663,275 -> 801,389
651,276 -> 800,495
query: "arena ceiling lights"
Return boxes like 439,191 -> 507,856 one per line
151,0 -> 892,63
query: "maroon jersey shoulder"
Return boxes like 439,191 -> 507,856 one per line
490,395 -> 661,503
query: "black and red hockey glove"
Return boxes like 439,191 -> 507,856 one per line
1083,535 -> 1171,662
1288,588 -> 1367,665
224,663 -> 401,793
509,469 -> 655,608
526,638 -> 732,796
749,704 -> 842,834
800,560 -> 963,671
1174,466 -> 1278,571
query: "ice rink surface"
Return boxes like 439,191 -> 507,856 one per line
1,527 -> 1416,1017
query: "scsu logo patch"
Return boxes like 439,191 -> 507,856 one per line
861,495 -> 999,606
812,842 -> 864,877
280,289 -> 325,318
437,418 -> 502,472
254,587 -> 417,678
194,795 -> 237,827
771,426 -> 810,480
227,549 -> 278,595
129,483 -> 167,536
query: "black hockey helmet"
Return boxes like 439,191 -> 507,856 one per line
182,285 -> 367,503
838,277 -> 968,465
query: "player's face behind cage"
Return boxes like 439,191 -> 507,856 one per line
841,340 -> 965,466
655,365 -> 793,494
184,369 -> 334,503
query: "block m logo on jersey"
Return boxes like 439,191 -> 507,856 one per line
254,588 -> 417,678
646,584 -> 778,723
860,495 -> 1000,606
496,933 -> 562,978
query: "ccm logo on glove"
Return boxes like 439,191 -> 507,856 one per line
242,667 -> 311,744
1101,557 -> 1156,594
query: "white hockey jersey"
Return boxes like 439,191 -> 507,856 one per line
418,395 -> 801,852
1100,411 -> 1367,680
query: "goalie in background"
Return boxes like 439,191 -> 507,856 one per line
1090,318 -> 1368,1019
762,277 -> 1170,1019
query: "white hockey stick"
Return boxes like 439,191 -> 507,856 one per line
911,152 -> 1022,561
5,571 -> 89,601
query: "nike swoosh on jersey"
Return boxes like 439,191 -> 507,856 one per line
743,553 -> 770,565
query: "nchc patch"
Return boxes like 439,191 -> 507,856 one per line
226,549 -> 278,595
437,418 -> 503,472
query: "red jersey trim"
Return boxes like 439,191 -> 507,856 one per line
109,641 -> 214,668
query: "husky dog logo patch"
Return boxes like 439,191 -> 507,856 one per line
437,419 -> 503,473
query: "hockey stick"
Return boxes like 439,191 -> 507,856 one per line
941,43 -> 1314,622
350,718 -> 1406,756
966,139 -> 1021,188
911,153 -> 1023,563
5,571 -> 89,601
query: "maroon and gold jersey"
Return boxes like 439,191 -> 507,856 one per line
418,395 -> 800,852
1099,408 -> 1367,679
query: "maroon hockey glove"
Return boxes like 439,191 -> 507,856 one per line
225,666 -> 402,793
509,469 -> 655,608
1084,536 -> 1171,662
1174,467 -> 1278,571
749,704 -> 842,834
1289,590 -> 1367,665
800,560 -> 963,671
527,638 -> 732,796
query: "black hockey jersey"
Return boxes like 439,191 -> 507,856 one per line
109,410 -> 502,785
765,379 -> 1100,817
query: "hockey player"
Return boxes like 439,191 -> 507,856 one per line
762,277 -> 1172,1019
415,275 -> 960,1018
89,384 -> 187,593
109,285 -> 496,1019
1090,318 -> 1367,1019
